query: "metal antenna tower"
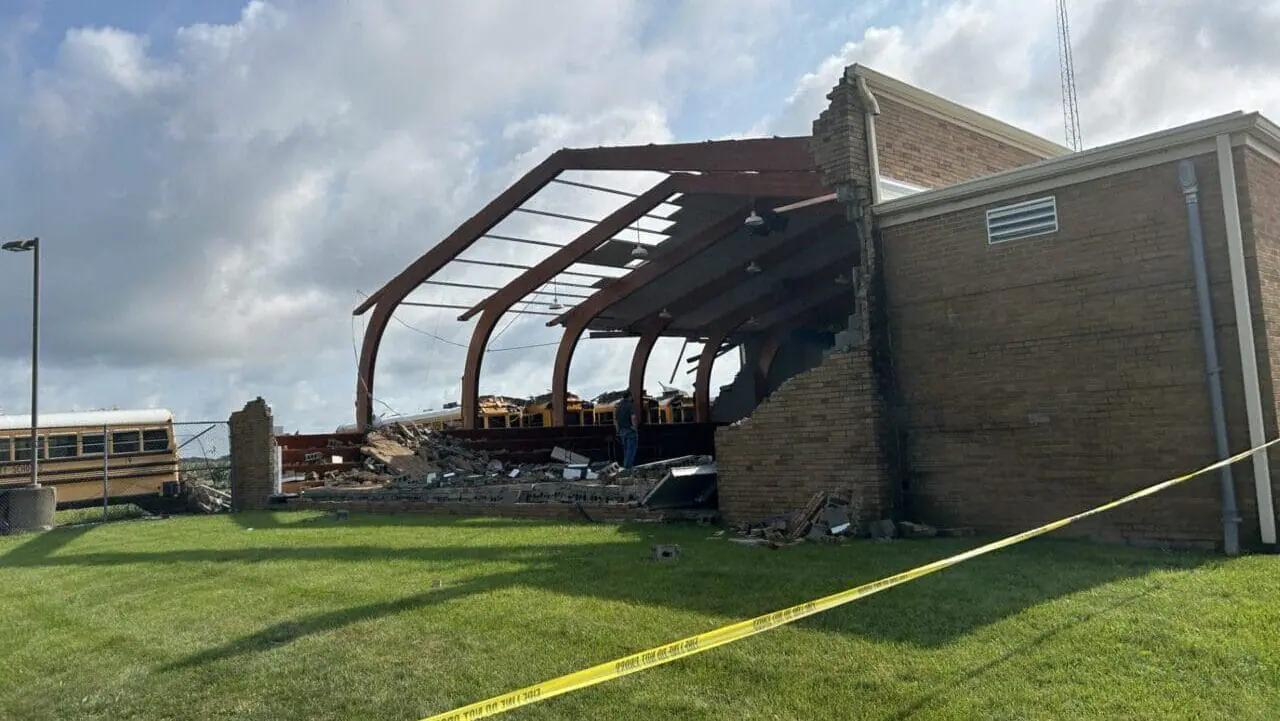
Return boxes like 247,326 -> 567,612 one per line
1055,0 -> 1083,151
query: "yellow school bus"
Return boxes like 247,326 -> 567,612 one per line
0,409 -> 179,507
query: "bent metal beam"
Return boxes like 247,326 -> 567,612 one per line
352,136 -> 818,429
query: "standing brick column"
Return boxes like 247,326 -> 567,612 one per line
229,397 -> 278,511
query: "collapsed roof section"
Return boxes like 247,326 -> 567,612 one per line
353,136 -> 858,430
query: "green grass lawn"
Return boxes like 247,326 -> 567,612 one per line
1,512 -> 1277,721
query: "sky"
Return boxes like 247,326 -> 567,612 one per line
1,0 -> 1280,434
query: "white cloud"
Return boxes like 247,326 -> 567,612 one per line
0,0 -> 777,429
6,0 -> 1280,432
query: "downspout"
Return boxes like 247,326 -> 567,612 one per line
1216,134 -> 1278,547
1179,159 -> 1241,556
853,72 -> 883,205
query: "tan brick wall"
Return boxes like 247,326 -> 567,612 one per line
809,74 -> 871,189
715,349 -> 889,525
874,96 -> 1048,188
879,153 -> 1273,549
229,397 -> 277,511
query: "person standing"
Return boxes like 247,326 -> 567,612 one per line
615,392 -> 639,470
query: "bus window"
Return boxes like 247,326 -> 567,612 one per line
14,436 -> 45,461
142,429 -> 170,452
112,431 -> 141,455
48,434 -> 78,459
82,433 -> 105,455
0,437 -> 10,462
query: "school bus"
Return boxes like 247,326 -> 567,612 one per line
521,391 -> 590,427
335,396 -> 527,433
0,409 -> 179,507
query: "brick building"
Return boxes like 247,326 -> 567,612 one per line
716,65 -> 1280,552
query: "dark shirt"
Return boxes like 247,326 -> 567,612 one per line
615,397 -> 635,432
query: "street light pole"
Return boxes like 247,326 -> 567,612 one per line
2,237 -> 39,488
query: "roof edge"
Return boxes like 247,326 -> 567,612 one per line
847,64 -> 1071,159
874,110 -> 1259,219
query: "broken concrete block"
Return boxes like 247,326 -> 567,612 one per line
551,446 -> 590,465
651,544 -> 681,562
486,459 -> 504,473
899,521 -> 938,538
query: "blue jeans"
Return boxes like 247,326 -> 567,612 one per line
619,429 -> 638,470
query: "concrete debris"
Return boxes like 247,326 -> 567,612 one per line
184,481 -> 231,514
869,519 -> 897,540
898,520 -> 938,538
301,423 -> 715,513
651,544 -> 682,562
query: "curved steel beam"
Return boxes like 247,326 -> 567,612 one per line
755,331 -> 785,402
629,321 -> 670,425
694,330 -> 734,422
458,307 -> 503,430
550,314 -> 592,426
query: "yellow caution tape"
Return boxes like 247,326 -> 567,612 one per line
419,438 -> 1280,721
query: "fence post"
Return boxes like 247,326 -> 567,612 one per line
102,424 -> 109,523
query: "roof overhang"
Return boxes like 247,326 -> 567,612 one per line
874,111 -> 1280,228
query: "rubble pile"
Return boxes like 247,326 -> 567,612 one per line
297,423 -> 713,511
727,490 -> 950,548
184,481 -> 231,514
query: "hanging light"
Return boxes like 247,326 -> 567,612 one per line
548,278 -> 563,311
745,260 -> 761,274
834,273 -> 850,285
631,221 -> 648,258
744,209 -> 764,228
658,308 -> 673,320
745,316 -> 758,326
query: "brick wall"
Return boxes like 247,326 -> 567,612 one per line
715,349 -> 889,525
879,153 -> 1271,549
873,96 -> 1048,188
809,73 -> 871,189
229,397 -> 277,511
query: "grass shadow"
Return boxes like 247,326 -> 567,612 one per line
881,584 -> 1161,720
4,511 -> 1222,665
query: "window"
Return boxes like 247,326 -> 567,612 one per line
142,429 -> 170,452
48,434 -> 78,459
112,430 -> 141,454
14,436 -> 45,461
986,196 -> 1058,245
82,433 -> 105,455
0,437 -> 10,462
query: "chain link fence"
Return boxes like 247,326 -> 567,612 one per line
0,420 -> 233,533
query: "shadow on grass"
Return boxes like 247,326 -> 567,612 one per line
3,510 -> 1221,670
158,580 -> 486,671
881,584 -> 1161,720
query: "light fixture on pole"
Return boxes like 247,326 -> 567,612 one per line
658,308 -> 672,320
2,237 -> 40,489
744,206 -> 764,228
834,273 -> 850,285
745,260 -> 761,274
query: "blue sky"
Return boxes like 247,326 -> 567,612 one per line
1,0 -> 1278,432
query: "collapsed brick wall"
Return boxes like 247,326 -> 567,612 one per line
715,349 -> 889,525
873,96 -> 1050,188
229,397 -> 277,511
880,153 -> 1270,549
